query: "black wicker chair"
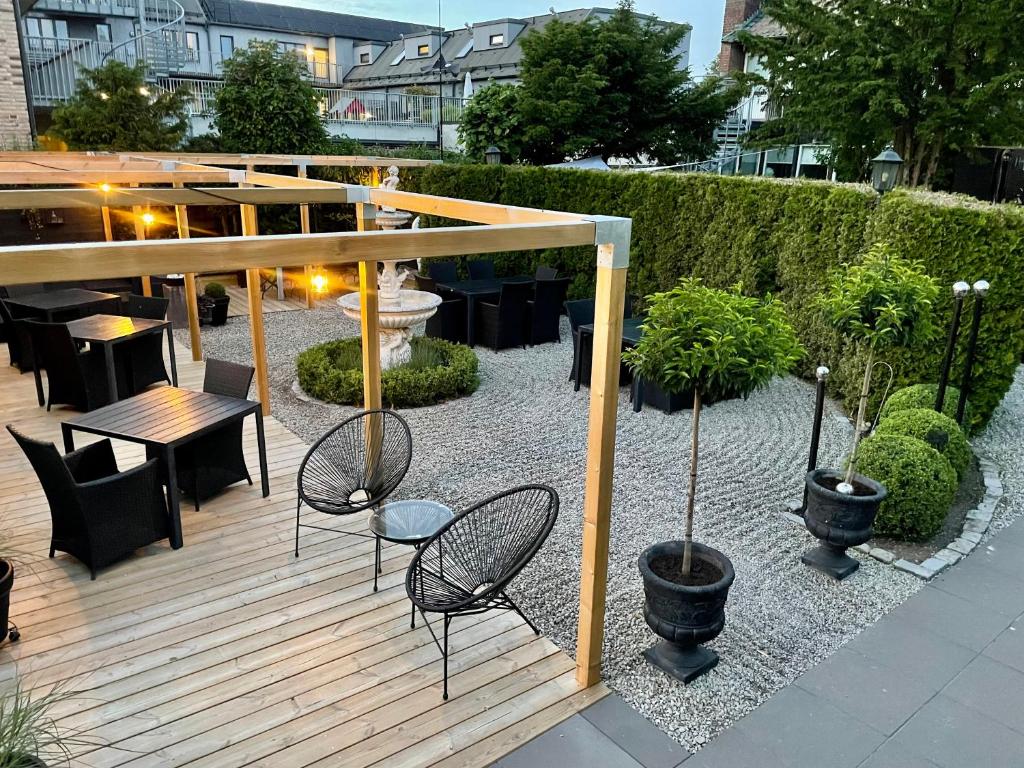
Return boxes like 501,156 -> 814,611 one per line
416,275 -> 467,344
122,294 -> 170,393
566,296 -> 635,385
26,321 -> 111,411
0,298 -> 35,373
534,265 -> 558,280
295,409 -> 412,557
427,262 -> 459,283
7,426 -> 170,579
467,259 -> 495,280
406,485 -> 559,700
526,277 -> 571,346
474,280 -> 532,351
159,359 -> 255,511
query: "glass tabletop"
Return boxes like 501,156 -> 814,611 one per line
368,499 -> 454,544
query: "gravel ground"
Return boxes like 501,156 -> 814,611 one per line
976,365 -> 1024,537
178,304 -> 935,750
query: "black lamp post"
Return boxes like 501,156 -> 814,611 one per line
870,146 -> 903,195
935,281 -> 971,413
956,280 -> 990,425
485,146 -> 502,166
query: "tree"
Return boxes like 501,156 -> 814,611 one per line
458,1 -> 742,165
457,83 -> 524,161
741,0 -> 1024,186
47,61 -> 188,151
213,40 -> 327,154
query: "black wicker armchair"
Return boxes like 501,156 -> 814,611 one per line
7,426 -> 170,579
406,485 -> 559,700
160,359 -> 255,510
416,275 -> 467,344
474,280 -> 532,351
295,409 -> 412,557
534,265 -> 558,280
467,259 -> 496,280
27,321 -> 111,411
526,277 -> 571,346
427,262 -> 459,283
122,294 -> 170,393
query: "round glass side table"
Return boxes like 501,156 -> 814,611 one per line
369,499 -> 454,628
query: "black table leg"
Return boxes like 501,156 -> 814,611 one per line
102,343 -> 118,403
164,445 -> 184,549
633,375 -> 644,413
32,365 -> 44,407
166,326 -> 178,386
574,330 -> 593,392
61,424 -> 74,454
254,408 -> 270,498
466,296 -> 476,348
373,535 -> 381,592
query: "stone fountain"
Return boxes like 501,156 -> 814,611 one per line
338,166 -> 442,370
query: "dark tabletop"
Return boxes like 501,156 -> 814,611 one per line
436,275 -> 533,296
580,316 -> 645,344
66,314 -> 168,344
369,499 -> 454,544
63,386 -> 259,447
4,288 -> 119,313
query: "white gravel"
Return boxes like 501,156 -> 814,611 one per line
178,304 -> 962,750
976,365 -> 1024,537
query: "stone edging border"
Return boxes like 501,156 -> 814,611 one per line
782,452 -> 1004,581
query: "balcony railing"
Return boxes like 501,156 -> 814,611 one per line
25,36 -> 140,105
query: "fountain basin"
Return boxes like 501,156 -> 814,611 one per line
338,289 -> 442,370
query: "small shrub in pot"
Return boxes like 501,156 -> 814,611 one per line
623,278 -> 802,682
203,281 -> 230,327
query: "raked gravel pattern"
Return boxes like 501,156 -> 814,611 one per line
176,304 -> 937,750
975,365 -> 1024,539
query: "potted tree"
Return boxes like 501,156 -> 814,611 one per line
624,279 -> 802,683
201,282 -> 230,327
804,243 -> 938,579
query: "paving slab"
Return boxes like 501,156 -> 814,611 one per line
580,693 -> 691,768
884,584 -> 1011,652
942,654 -> 1024,734
491,714 -> 650,768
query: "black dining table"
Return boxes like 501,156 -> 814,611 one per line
436,275 -> 533,347
573,317 -> 647,407
61,387 -> 269,549
4,288 -> 120,322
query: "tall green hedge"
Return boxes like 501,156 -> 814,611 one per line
404,165 -> 1024,428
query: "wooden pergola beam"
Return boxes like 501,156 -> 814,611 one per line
0,186 -> 362,209
0,170 -> 244,185
368,188 -> 586,225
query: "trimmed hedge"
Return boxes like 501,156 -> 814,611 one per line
403,165 -> 1024,428
876,408 -> 972,480
297,336 -> 479,408
855,433 -> 958,541
880,383 -> 970,429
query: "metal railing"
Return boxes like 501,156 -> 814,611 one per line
25,36 -> 140,104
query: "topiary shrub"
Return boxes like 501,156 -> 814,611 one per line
204,281 -> 227,299
876,408 -> 972,480
880,383 -> 968,427
853,433 -> 957,541
296,336 -> 478,408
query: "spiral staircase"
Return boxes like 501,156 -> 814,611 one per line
101,0 -> 188,78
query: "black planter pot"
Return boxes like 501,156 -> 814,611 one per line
638,540 -> 735,683
802,468 -> 887,580
1,558 -> 15,644
208,296 -> 230,326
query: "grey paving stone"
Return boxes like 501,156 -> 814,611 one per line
960,538 -> 1024,579
841,614 -> 976,683
947,538 -> 976,556
983,621 -> 1024,674
887,585 -> 1010,652
893,559 -> 932,579
944,655 -> 1024,735
794,646 -> 952,736
682,727 -> 779,768
493,714 -> 646,768
931,560 -> 1024,616
719,686 -> 884,768
931,548 -> 961,566
581,694 -> 691,768
959,530 -> 983,544
869,547 -> 895,564
887,695 -> 1024,768
857,740 -> 942,768
961,518 -> 989,534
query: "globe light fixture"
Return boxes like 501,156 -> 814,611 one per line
870,146 -> 903,195
140,212 -> 155,226
311,270 -> 328,294
99,183 -> 111,193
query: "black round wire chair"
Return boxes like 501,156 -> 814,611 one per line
405,484 -> 559,700
295,409 -> 412,557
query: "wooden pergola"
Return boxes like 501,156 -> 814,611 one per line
0,151 -> 631,689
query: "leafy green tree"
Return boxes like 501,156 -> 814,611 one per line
457,83 -> 524,161
47,61 -> 188,150
213,40 -> 327,154
741,0 -> 1024,186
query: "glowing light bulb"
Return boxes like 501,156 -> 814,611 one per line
138,86 -> 150,97
141,212 -> 155,226
99,91 -> 109,100
100,183 -> 111,193
311,272 -> 328,294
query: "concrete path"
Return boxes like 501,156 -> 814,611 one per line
496,515 -> 1024,768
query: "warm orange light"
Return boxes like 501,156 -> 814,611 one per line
100,183 -> 111,193
140,212 -> 155,226
311,272 -> 328,294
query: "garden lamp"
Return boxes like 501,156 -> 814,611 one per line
485,146 -> 502,165
311,269 -> 328,294
870,146 -> 903,195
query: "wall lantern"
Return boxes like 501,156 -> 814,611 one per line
870,146 -> 903,195
311,270 -> 328,294
485,146 -> 501,165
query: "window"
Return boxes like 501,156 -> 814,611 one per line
277,41 -> 304,55
455,38 -> 474,58
96,23 -> 111,43
185,31 -> 200,61
417,43 -> 429,56
219,35 -> 234,62
488,33 -> 504,46
25,17 -> 67,47
359,52 -> 370,64
312,47 -> 329,78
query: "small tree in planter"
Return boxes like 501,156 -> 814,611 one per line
623,278 -> 802,682
803,243 -> 939,579
201,282 -> 230,327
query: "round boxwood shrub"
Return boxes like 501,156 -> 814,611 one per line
880,383 -> 966,425
854,433 -> 957,541
876,408 -> 972,480
296,336 -> 478,408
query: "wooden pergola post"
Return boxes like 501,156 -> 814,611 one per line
240,200 -> 271,416
356,200 -> 381,411
130,182 -> 152,296
298,163 -> 315,309
173,182 -> 202,361
575,217 -> 631,688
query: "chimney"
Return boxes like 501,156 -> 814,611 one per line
718,0 -> 761,73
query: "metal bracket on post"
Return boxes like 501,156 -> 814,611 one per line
586,216 -> 632,266
349,186 -> 373,205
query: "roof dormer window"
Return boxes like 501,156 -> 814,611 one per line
417,43 -> 430,56
489,33 -> 504,46
359,52 -> 370,64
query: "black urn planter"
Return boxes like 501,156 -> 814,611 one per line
1,558 -> 17,644
208,296 -> 230,326
638,540 -> 734,683
802,468 -> 887,580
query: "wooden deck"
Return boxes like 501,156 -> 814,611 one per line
0,344 -> 606,766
